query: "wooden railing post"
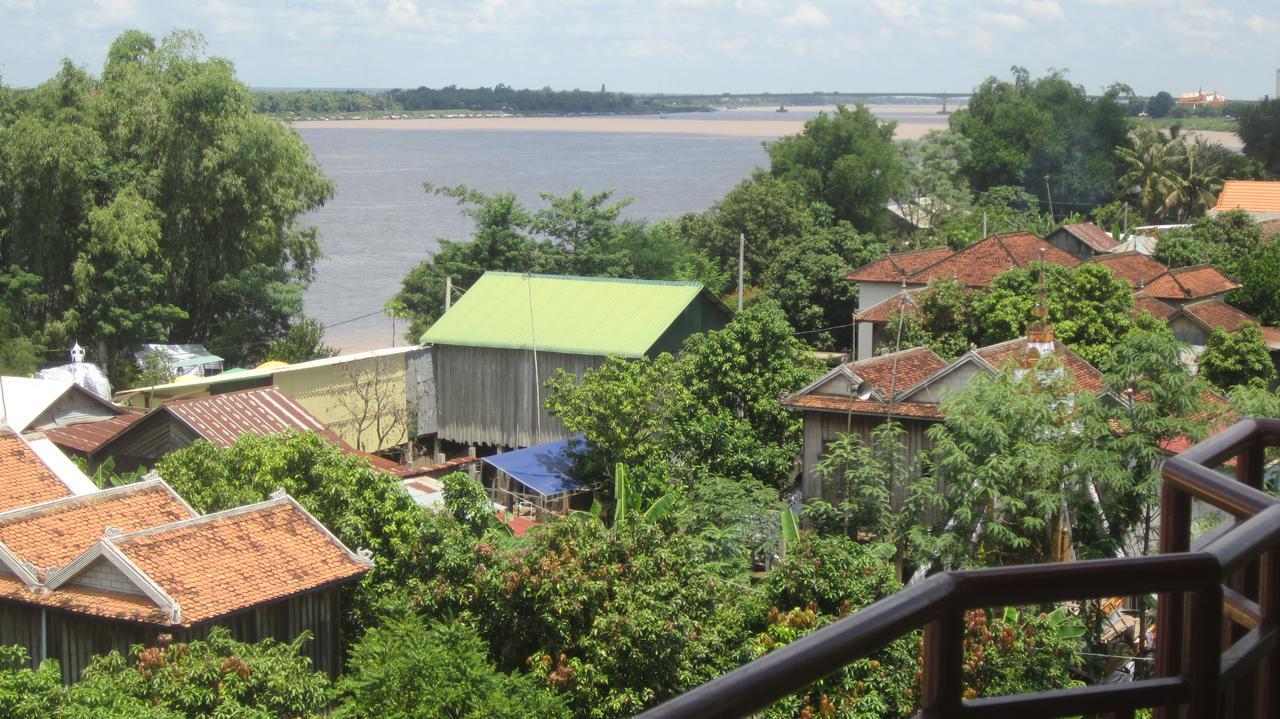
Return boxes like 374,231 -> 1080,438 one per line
1260,546 -> 1280,719
1155,483 -> 1192,719
1186,581 -> 1223,719
920,608 -> 964,719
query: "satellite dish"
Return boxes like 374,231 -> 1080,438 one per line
853,380 -> 873,401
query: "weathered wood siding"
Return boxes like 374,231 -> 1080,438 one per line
0,587 -> 344,683
434,345 -> 604,448
648,294 -> 731,356
95,415 -> 200,473
800,411 -> 937,509
405,347 -> 437,437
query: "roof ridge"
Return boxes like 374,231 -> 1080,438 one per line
0,479 -> 188,527
483,271 -> 703,288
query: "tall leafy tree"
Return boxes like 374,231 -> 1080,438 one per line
765,105 -> 904,231
1198,323 -> 1277,390
951,68 -> 1129,211
0,30 -> 334,372
1238,97 -> 1280,176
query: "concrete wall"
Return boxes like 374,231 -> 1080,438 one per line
855,281 -> 902,359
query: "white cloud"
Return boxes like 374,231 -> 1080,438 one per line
873,0 -> 921,24
1022,0 -> 1064,20
72,0 -> 137,29
1245,15 -> 1280,33
783,2 -> 828,27
975,10 -> 1029,31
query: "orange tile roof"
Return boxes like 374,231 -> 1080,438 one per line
908,232 -> 1080,287
1143,265 -> 1240,300
112,499 -> 371,626
974,337 -> 1106,392
0,481 -> 193,578
854,289 -> 923,323
1056,222 -> 1119,252
846,347 -> 949,399
0,434 -> 74,513
42,414 -> 141,454
1178,300 -> 1280,348
782,393 -> 946,420
0,572 -> 170,624
1212,180 -> 1280,213
846,247 -> 954,282
1131,294 -> 1179,320
1087,252 -> 1170,288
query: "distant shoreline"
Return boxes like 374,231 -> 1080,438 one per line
290,104 -> 955,140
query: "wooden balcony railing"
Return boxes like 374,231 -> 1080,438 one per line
637,418 -> 1280,719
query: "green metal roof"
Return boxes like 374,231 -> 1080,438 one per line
420,272 -> 714,357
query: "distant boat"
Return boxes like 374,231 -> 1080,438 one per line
776,103 -> 788,113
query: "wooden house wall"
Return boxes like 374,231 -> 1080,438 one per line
1,587 -> 345,683
95,415 -> 200,473
434,345 -> 604,448
273,355 -> 410,452
800,411 -> 937,510
31,392 -> 117,431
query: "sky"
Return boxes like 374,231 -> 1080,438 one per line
2,0 -> 1278,98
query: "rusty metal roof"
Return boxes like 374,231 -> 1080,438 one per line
160,386 -> 327,447
42,414 -> 142,454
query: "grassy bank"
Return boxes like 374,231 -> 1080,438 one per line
1135,116 -> 1240,133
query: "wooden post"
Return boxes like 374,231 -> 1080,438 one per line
920,609 -> 964,718
445,276 -> 452,312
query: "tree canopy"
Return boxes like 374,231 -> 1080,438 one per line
0,30 -> 334,378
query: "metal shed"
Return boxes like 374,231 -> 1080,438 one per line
422,272 -> 732,449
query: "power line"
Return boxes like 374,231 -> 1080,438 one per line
792,322 -> 855,336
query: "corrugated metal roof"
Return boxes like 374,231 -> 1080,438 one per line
420,272 -> 715,357
162,386 -> 328,447
42,414 -> 142,454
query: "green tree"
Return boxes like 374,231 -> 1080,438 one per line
1238,97 -> 1280,175
0,30 -> 334,374
0,646 -> 61,718
548,300 -> 820,492
334,602 -> 569,719
1147,91 -> 1175,119
1198,323 -> 1277,390
261,317 -> 338,364
1115,126 -> 1185,222
765,105 -> 904,231
895,130 -> 974,225
155,432 -> 433,631
952,68 -> 1129,212
68,628 -> 329,718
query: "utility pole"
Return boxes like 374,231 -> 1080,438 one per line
1044,175 -> 1055,220
444,276 -> 452,312
982,211 -> 988,239
1123,204 -> 1129,236
737,233 -> 745,312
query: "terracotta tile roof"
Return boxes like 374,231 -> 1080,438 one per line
1212,180 -> 1280,213
907,232 -> 1080,287
847,347 -> 949,399
1143,265 -> 1240,300
42,414 -> 141,454
0,433 -> 74,513
1131,294 -> 1179,320
854,289 -> 923,323
846,247 -> 954,282
1178,300 -> 1280,348
782,393 -> 946,420
0,573 -> 170,624
111,498 -> 371,626
974,337 -> 1106,392
159,386 -> 327,447
1057,222 -> 1119,252
0,481 -> 193,578
1087,252 -> 1170,288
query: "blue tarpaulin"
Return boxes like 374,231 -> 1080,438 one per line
482,437 -> 588,497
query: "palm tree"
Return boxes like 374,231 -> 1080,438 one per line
1115,126 -> 1184,223
1172,138 -> 1225,220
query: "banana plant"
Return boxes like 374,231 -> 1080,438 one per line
612,462 -> 677,527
